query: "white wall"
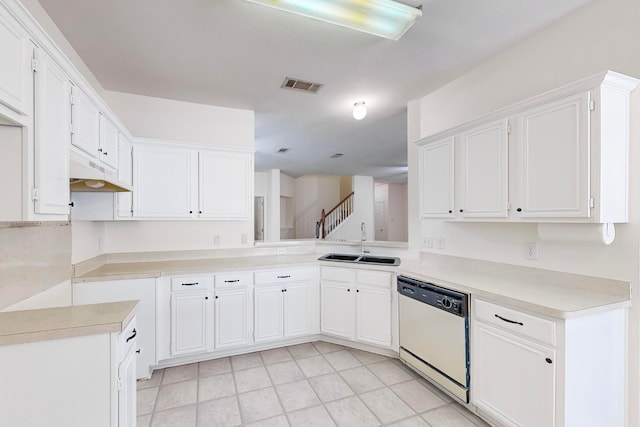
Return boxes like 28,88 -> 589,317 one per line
103,91 -> 254,148
294,175 -> 341,238
408,0 -> 640,422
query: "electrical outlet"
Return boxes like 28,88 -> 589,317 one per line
524,242 -> 538,260
436,238 -> 446,249
214,235 -> 220,246
423,237 -> 433,248
241,234 -> 248,244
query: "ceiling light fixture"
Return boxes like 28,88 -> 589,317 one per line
243,0 -> 422,41
353,102 -> 367,120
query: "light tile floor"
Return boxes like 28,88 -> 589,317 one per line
137,341 -> 491,427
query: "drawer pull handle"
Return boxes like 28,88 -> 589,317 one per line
126,329 -> 137,342
224,279 -> 240,283
182,282 -> 199,286
277,275 -> 291,279
494,314 -> 523,326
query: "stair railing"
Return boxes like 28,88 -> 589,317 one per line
317,192 -> 354,239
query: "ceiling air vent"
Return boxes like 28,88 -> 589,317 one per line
277,148 -> 289,153
330,153 -> 343,159
281,77 -> 324,94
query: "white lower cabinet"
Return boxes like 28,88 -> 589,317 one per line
474,322 -> 555,427
73,278 -> 156,379
471,297 -> 626,427
320,266 -> 393,348
0,313 -> 136,427
214,272 -> 253,349
169,275 -> 213,356
254,268 -> 319,343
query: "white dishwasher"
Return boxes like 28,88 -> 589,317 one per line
397,275 -> 470,403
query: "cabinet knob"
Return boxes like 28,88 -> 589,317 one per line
69,202 -> 74,207
189,210 -> 193,214
205,296 -> 209,300
356,289 -> 359,293
215,296 -> 218,299
136,349 -> 141,354
199,211 -> 202,214
98,148 -> 103,153
459,209 -> 464,213
545,358 -> 553,364
347,288 -> 351,292
517,208 -> 522,212
448,210 -> 452,214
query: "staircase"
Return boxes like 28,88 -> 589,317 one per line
317,192 -> 354,239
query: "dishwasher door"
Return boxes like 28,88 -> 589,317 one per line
399,294 -> 469,388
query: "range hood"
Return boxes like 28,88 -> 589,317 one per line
69,151 -> 132,192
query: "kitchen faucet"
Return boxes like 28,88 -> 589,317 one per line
360,222 -> 369,255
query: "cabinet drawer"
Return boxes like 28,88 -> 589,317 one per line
119,318 -> 137,359
170,275 -> 211,292
214,272 -> 253,288
356,270 -> 392,287
474,299 -> 556,346
254,268 -> 315,285
320,266 -> 356,283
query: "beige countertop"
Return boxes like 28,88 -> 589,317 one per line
0,301 -> 137,347
73,252 -> 630,319
74,254 -> 321,282
398,258 -> 630,319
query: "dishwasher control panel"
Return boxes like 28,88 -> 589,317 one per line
397,275 -> 468,317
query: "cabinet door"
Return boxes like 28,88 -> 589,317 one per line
33,49 -> 70,215
473,323 -> 555,427
118,347 -> 137,427
199,150 -> 252,219
254,285 -> 284,342
458,120 -> 508,218
71,87 -> 101,158
355,285 -> 391,347
73,279 -> 156,379
116,135 -> 133,218
420,138 -> 454,218
320,282 -> 354,339
284,282 -> 312,338
171,292 -> 209,356
215,288 -> 250,349
0,6 -> 32,115
98,114 -> 119,169
133,144 -> 197,218
513,93 -> 590,218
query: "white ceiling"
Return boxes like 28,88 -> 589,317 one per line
37,0 -> 593,183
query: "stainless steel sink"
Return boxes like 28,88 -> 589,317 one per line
319,253 -> 361,262
318,253 -> 401,266
358,255 -> 400,265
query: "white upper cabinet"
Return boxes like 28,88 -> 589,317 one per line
199,150 -> 252,219
511,93 -> 589,219
417,71 -> 638,223
133,142 -> 253,220
419,137 -> 454,218
457,120 -> 509,218
98,114 -> 119,169
0,5 -> 32,117
71,86 -> 101,158
133,143 -> 197,218
33,49 -> 71,215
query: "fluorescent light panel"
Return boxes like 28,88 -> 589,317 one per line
243,0 -> 422,41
